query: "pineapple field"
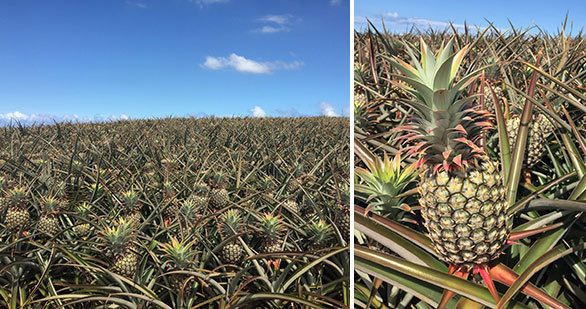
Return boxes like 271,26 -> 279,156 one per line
354,20 -> 586,309
0,117 -> 350,308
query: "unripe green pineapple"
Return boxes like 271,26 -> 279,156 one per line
307,219 -> 332,250
258,213 -> 284,253
209,173 -> 229,210
218,209 -> 245,263
100,219 -> 139,277
506,114 -> 550,167
187,182 -> 209,212
5,187 -> 30,231
162,182 -> 180,218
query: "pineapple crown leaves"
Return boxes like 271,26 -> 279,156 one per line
9,187 -> 27,204
99,218 -> 135,254
209,172 -> 228,189
355,142 -> 417,203
159,237 -> 196,270
179,200 -> 198,221
389,38 -> 494,173
258,213 -> 284,240
122,190 -> 141,211
42,198 -> 61,213
76,202 -> 92,217
218,209 -> 242,237
308,219 -> 332,244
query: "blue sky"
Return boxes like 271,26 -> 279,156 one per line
355,0 -> 585,34
0,0 -> 349,124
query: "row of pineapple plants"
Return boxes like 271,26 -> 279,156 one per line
0,116 -> 350,308
355,19 -> 585,309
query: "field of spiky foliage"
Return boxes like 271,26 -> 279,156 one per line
0,117 -> 350,308
354,20 -> 585,309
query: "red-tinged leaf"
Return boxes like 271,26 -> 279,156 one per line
508,222 -> 564,241
489,263 -> 570,309
453,154 -> 462,167
477,264 -> 499,303
443,151 -> 451,160
438,264 -> 469,309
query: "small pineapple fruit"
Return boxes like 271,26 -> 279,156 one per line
5,187 -> 30,231
307,219 -> 332,251
283,200 -> 300,217
390,38 -> 508,269
209,173 -> 229,210
221,242 -> 243,264
187,182 -> 209,213
258,213 -> 284,253
37,198 -> 61,236
162,182 -> 180,218
335,190 -> 350,242
73,202 -> 92,237
112,250 -> 139,278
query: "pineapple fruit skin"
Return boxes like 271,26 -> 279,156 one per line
37,215 -> 60,236
419,160 -> 509,268
221,242 -> 243,264
5,208 -> 30,230
210,188 -> 229,210
112,252 -> 139,278
507,114 -> 552,167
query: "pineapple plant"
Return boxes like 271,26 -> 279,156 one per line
218,209 -> 243,264
5,187 -> 31,231
257,213 -> 284,253
100,218 -> 139,278
162,182 -> 180,219
390,39 -> 509,269
209,172 -> 229,210
506,113 -> 553,167
307,219 -> 332,251
121,190 -> 141,226
37,198 -> 61,236
160,237 -> 196,288
72,202 -> 92,237
187,182 -> 209,213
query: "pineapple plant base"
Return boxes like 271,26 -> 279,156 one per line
221,242 -> 243,264
419,160 -> 509,268
37,215 -> 60,236
112,252 -> 139,278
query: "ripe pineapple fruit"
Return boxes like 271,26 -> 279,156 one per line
390,38 -> 509,269
218,209 -> 244,264
258,213 -> 284,253
100,218 -> 139,278
73,202 -> 92,237
37,198 -> 61,236
307,219 -> 332,251
5,187 -> 30,231
209,172 -> 229,210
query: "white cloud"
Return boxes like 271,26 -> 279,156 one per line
319,102 -> 339,117
250,106 -> 266,117
202,53 -> 303,74
255,14 -> 294,34
126,1 -> 147,9
0,111 -> 131,126
259,14 -> 290,25
193,0 -> 229,6
355,11 -> 465,31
